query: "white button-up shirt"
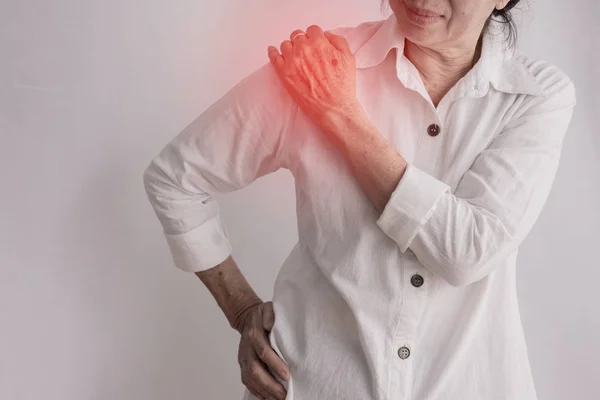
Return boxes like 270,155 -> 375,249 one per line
143,14 -> 576,400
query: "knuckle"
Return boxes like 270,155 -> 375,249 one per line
320,41 -> 332,52
299,46 -> 313,57
257,346 -> 268,360
249,364 -> 261,379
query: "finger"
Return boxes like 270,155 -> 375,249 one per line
267,46 -> 284,71
241,353 -> 273,400
247,384 -> 265,400
253,328 -> 290,382
248,375 -> 270,400
289,29 -> 308,44
324,31 -> 352,56
279,39 -> 293,62
261,302 -> 275,331
249,383 -> 269,400
248,356 -> 287,400
306,24 -> 325,40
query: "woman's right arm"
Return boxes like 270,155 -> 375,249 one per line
195,255 -> 264,333
142,60 -> 296,400
142,61 -> 297,274
196,255 -> 290,400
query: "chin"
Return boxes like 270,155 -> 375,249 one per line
391,0 -> 441,46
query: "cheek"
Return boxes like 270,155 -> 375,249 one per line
448,0 -> 495,28
446,6 -> 486,37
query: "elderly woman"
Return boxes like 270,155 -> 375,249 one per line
143,0 -> 576,399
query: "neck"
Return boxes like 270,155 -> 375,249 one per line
403,35 -> 483,106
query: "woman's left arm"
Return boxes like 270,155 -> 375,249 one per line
268,26 -> 576,288
339,74 -> 576,287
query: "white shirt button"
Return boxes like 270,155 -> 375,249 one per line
398,346 -> 411,359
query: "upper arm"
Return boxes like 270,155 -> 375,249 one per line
142,61 -> 299,273
143,60 -> 298,235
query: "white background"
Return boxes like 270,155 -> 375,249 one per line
1,0 -> 598,399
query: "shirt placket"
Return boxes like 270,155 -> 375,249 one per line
388,96 -> 443,399
389,258 -> 434,398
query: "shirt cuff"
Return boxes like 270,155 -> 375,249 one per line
164,214 -> 233,272
375,163 -> 450,252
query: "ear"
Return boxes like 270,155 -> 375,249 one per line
495,0 -> 510,11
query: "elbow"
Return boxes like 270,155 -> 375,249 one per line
438,239 -> 512,287
142,163 -> 152,193
434,228 -> 514,288
142,159 -> 164,200
405,201 -> 521,287
441,211 -> 515,287
142,162 -> 153,188
442,264 -> 486,287
436,254 -> 495,287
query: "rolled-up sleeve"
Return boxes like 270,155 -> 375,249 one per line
143,61 -> 296,273
376,73 -> 576,287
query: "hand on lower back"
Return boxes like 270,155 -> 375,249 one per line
237,301 -> 290,400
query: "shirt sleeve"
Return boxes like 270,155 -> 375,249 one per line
375,71 -> 576,287
143,61 -> 296,273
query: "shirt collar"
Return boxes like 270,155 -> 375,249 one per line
353,14 -> 544,98
354,14 -> 405,70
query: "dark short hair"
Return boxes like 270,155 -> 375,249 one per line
488,0 -> 522,47
379,0 -> 523,47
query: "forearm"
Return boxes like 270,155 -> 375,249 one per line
329,105 -> 408,215
195,255 -> 264,333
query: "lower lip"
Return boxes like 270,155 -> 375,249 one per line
404,4 -> 443,25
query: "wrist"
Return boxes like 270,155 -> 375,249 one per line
331,107 -> 379,155
323,102 -> 365,134
231,298 -> 263,333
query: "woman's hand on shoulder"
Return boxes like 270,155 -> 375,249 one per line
267,25 -> 362,138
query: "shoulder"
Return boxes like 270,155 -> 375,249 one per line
326,18 -> 382,37
326,18 -> 386,55
250,19 -> 385,86
239,20 -> 387,108
502,49 -> 576,106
